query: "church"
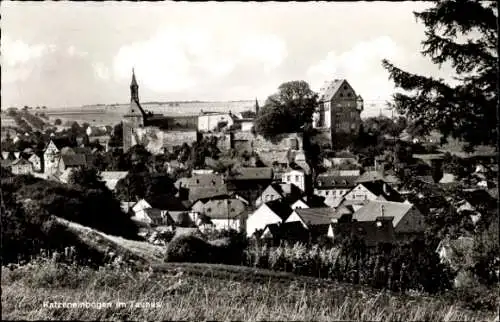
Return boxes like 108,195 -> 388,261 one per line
122,70 -> 198,154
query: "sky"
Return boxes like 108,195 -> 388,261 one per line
1,1 -> 459,115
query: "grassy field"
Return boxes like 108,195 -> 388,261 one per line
2,259 -> 498,321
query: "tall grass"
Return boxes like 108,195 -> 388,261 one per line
2,257 -> 497,321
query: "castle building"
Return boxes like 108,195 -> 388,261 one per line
312,79 -> 364,146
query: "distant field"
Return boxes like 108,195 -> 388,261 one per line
44,100 -> 257,127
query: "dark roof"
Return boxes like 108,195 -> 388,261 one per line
188,186 -> 229,202
264,199 -> 293,221
316,175 -> 358,189
227,167 -> 273,181
292,208 -> 334,227
50,137 -> 76,150
360,181 -> 404,202
268,182 -> 305,202
356,171 -> 400,184
176,173 -> 225,188
458,189 -> 497,209
202,198 -> 247,219
148,196 -> 187,211
61,154 -> 87,167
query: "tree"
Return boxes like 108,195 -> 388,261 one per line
54,118 -> 62,126
255,81 -> 318,138
68,167 -> 108,191
108,123 -> 123,147
382,0 -> 498,150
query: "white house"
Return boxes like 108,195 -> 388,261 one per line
343,181 -> 404,203
44,140 -> 61,175
314,174 -> 358,208
282,169 -> 306,192
28,154 -> 42,172
246,199 -> 293,237
100,171 -> 129,191
291,199 -> 309,210
198,112 -> 235,132
10,158 -> 33,175
131,199 -> 152,218
240,120 -> 254,132
255,183 -> 304,208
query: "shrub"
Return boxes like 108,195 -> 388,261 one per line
164,235 -> 213,263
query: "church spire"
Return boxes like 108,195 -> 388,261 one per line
130,68 -> 139,102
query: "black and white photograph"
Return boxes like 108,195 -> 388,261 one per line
1,1 -> 498,320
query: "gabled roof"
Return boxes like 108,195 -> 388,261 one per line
267,182 -> 305,202
10,158 -> 32,166
358,181 -> 404,202
201,198 -> 247,219
316,175 -> 358,189
292,208 -> 334,226
264,199 -> 294,221
61,154 -> 87,167
47,137 -> 76,150
352,200 -> 414,227
319,79 -> 345,102
227,167 -> 273,181
176,173 -> 225,188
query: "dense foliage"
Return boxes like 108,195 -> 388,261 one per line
255,81 -> 318,139
382,0 -> 498,149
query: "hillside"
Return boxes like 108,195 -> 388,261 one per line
54,216 -> 164,264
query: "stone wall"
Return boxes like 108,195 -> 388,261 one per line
130,126 -> 198,155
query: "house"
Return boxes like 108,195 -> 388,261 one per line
312,79 -> 363,145
314,174 -> 358,208
130,198 -> 186,227
282,169 -> 307,192
226,167 -> 274,205
291,199 -> 309,210
439,172 -> 457,184
285,207 -> 334,230
10,158 -> 33,175
234,118 -> 254,132
343,181 -> 404,204
246,199 -> 293,237
352,200 -> 426,240
198,111 -> 235,132
43,137 -> 76,175
330,218 -> 396,247
28,153 -> 42,172
58,154 -> 87,172
255,183 -> 305,208
192,198 -> 247,231
100,171 -> 128,191
175,173 -> 228,201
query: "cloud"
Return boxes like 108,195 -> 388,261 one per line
307,36 -> 402,105
111,26 -> 288,93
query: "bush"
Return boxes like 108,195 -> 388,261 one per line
164,235 -> 213,263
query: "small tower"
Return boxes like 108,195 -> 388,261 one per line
255,98 -> 260,115
123,68 -> 146,152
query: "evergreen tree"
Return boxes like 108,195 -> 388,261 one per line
382,0 -> 498,150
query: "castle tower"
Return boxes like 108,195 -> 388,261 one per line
123,68 -> 146,152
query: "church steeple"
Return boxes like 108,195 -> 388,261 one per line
130,68 -> 139,102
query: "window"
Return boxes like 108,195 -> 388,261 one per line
295,175 -> 299,181
287,175 -> 291,181
340,93 -> 344,97
347,93 -> 352,97
325,191 -> 329,196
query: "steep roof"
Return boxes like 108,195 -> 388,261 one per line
49,137 -> 76,150
227,167 -> 273,181
176,173 -> 225,189
352,200 -> 414,227
316,175 -> 358,189
264,199 -> 294,221
293,208 -> 334,226
319,79 -> 344,102
268,182 -> 305,201
10,158 -> 32,166
359,181 -> 404,202
202,198 -> 247,219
